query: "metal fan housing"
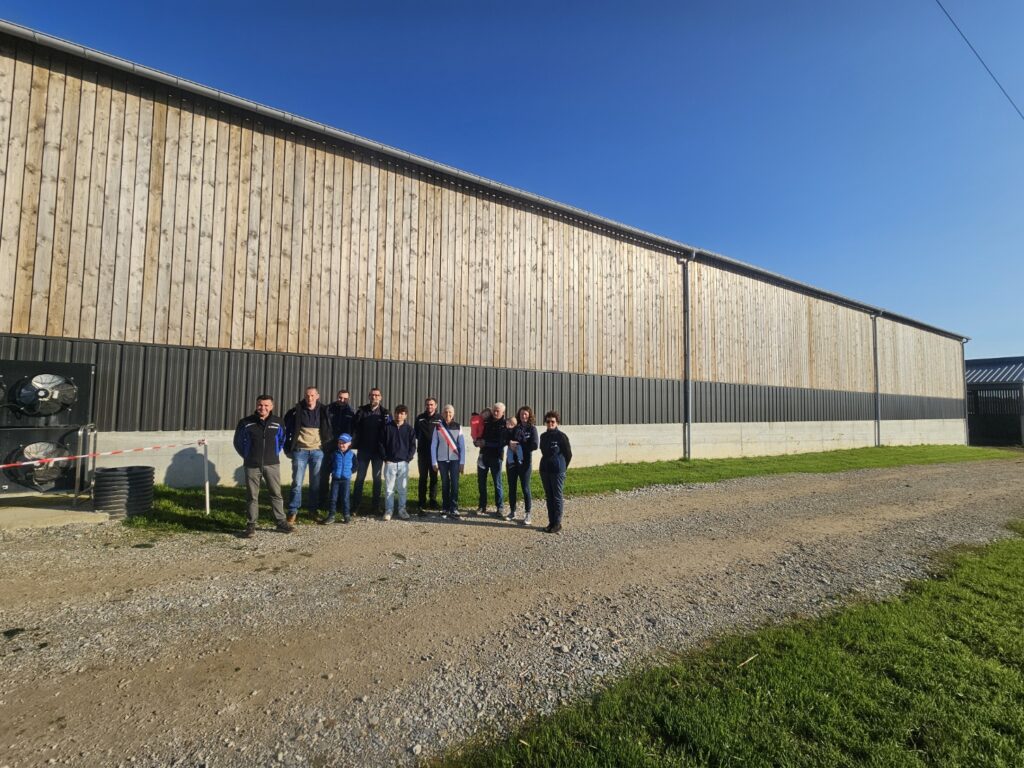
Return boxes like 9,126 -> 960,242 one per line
15,373 -> 79,416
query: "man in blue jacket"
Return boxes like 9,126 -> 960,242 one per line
233,394 -> 295,537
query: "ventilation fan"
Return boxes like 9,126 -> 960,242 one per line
15,373 -> 79,416
3,440 -> 72,491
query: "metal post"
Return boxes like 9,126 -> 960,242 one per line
871,314 -> 881,447
202,438 -> 211,516
960,341 -> 969,446
682,254 -> 693,460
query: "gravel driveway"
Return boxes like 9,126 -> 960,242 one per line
1,458 -> 1022,767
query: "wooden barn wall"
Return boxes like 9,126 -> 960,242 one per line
876,318 -> 964,399
0,40 -> 685,380
688,261 -> 876,393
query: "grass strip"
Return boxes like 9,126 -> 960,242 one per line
438,522 -> 1024,767
127,444 -> 1015,533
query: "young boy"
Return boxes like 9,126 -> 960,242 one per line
381,405 -> 417,520
322,433 -> 355,524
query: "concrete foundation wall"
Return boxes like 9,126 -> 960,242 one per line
91,418 -> 965,488
879,419 -> 966,447
691,421 -> 876,459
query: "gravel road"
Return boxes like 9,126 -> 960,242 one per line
1,458 -> 1022,767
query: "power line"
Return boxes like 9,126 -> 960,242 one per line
932,0 -> 1024,124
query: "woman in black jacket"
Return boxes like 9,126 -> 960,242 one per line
505,405 -> 540,525
539,410 -> 572,533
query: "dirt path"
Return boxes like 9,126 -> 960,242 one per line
1,458 -> 1022,767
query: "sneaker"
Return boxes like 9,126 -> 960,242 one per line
276,522 -> 295,534
503,508 -> 515,521
342,514 -> 351,524
242,523 -> 256,538
450,510 -> 461,519
397,509 -> 410,520
523,513 -> 532,526
318,516 -> 335,525
383,513 -> 392,521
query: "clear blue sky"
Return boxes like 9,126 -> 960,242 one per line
4,1 -> 1021,357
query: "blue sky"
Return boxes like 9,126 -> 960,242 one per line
4,1 -> 1021,357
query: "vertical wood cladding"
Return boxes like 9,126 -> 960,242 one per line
876,318 -> 964,399
0,37 -> 963,401
0,41 -> 685,379
688,261 -> 876,393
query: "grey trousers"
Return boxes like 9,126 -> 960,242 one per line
245,464 -> 287,525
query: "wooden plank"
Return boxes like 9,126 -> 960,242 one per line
384,166 -> 401,359
228,119 -> 252,349
11,50 -> 50,334
405,172 -> 419,362
298,142 -> 315,355
307,142 -> 324,354
61,67 -> 97,338
0,42 -> 17,312
154,98 -> 182,345
372,162 -> 389,359
338,154 -> 354,356
445,183 -> 456,364
179,103 -> 205,347
78,72 -> 112,339
266,130 -> 286,351
206,110 -> 230,347
93,77 -> 126,340
320,149 -> 337,355
361,158 -> 378,358
108,81 -> 140,341
241,128 -> 264,349
192,103 -> 218,347
286,137 -> 304,353
138,93 -> 167,344
123,89 -> 154,342
216,115 -> 241,348
28,58 -> 65,336
346,156 -> 363,357
253,125 -> 275,350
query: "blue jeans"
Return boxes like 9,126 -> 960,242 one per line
477,455 -> 504,510
288,449 -> 323,513
352,452 -> 384,512
540,470 -> 565,527
384,461 -> 410,515
329,476 -> 351,518
438,460 -> 461,513
507,460 -> 532,515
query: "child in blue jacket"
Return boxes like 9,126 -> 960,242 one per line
323,433 -> 356,524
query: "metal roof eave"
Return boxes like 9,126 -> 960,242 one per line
0,18 -> 968,343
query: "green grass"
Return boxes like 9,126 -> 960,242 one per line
127,444 -> 1015,534
438,522 -> 1024,767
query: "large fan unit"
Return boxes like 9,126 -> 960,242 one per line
0,360 -> 94,428
3,439 -> 72,492
15,373 -> 79,416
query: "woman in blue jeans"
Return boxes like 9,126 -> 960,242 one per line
505,405 -> 539,525
431,404 -> 466,517
539,410 -> 572,533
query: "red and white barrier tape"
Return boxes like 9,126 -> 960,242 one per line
0,439 -> 208,470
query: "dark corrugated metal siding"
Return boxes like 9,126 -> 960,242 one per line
0,335 -> 684,431
965,357 -> 1024,385
2,334 -> 964,432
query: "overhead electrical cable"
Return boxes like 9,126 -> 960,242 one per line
932,0 -> 1024,124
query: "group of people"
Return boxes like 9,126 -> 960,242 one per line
233,386 -> 573,538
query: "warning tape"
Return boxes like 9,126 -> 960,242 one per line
0,439 -> 208,470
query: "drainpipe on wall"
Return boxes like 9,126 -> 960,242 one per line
682,253 -> 693,460
871,313 -> 881,447
960,339 -> 969,446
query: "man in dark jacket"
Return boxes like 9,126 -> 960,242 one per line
283,386 -> 333,522
414,397 -> 441,511
381,404 -> 417,520
475,401 -> 510,517
321,389 -> 356,505
351,386 -> 390,514
233,394 -> 294,537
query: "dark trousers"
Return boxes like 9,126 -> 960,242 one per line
540,470 -> 565,527
438,460 -> 461,513
507,461 -> 532,514
244,464 -> 287,526
351,451 -> 384,512
319,448 -> 334,508
477,456 -> 504,510
417,451 -> 439,506
329,476 -> 351,518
